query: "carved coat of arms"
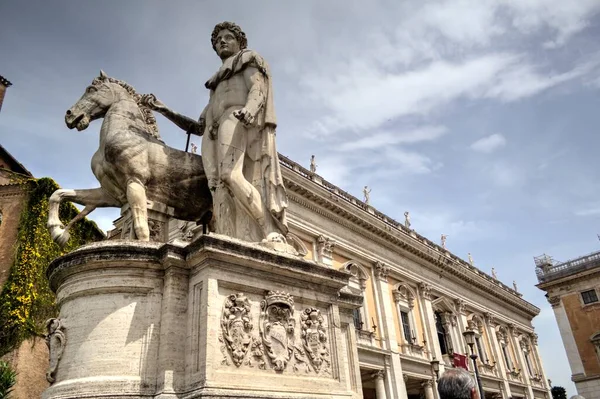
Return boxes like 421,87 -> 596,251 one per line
220,293 -> 253,366
300,308 -> 330,373
259,291 -> 295,372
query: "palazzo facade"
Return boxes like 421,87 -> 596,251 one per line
278,155 -> 551,399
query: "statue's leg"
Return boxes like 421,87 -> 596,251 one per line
47,187 -> 120,247
201,129 -> 219,191
126,178 -> 150,241
218,115 -> 265,233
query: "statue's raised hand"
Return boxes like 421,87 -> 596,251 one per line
141,94 -> 167,113
233,108 -> 255,126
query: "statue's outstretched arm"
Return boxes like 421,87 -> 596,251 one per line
141,94 -> 203,136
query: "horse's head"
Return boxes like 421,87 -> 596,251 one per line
65,70 -> 120,131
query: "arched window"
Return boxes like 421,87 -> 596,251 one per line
343,261 -> 370,331
393,283 -> 418,345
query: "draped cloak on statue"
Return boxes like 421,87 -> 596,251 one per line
205,49 -> 288,236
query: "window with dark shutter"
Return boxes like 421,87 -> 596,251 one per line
582,289 -> 598,304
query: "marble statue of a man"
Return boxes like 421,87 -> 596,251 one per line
144,22 -> 288,242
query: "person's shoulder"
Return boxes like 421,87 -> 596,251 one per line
239,50 -> 269,73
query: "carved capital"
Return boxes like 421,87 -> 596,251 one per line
547,296 -> 561,308
484,312 -> 496,327
375,261 -> 389,281
507,323 -> 519,337
454,298 -> 466,314
530,332 -> 538,346
403,373 -> 409,382
418,282 -> 432,300
421,379 -> 433,388
372,369 -> 385,381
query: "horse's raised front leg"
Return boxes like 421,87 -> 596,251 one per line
126,179 -> 149,241
48,187 -> 121,247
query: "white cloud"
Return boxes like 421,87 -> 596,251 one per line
470,134 -> 507,153
338,126 -> 447,151
574,206 -> 600,217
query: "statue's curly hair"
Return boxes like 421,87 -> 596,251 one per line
211,21 -> 248,52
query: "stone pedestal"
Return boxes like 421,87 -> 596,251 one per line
42,235 -> 362,399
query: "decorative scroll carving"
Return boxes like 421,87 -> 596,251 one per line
454,298 -> 465,314
496,326 -> 507,342
250,338 -> 267,369
45,318 -> 66,384
508,323 -> 519,337
220,293 -> 253,367
260,291 -> 296,372
316,235 -> 335,259
375,261 -> 389,281
300,308 -> 330,373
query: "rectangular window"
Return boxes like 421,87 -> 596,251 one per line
502,344 -> 512,370
400,311 -> 412,343
581,289 -> 599,304
353,308 -> 364,330
475,337 -> 486,363
524,351 -> 534,377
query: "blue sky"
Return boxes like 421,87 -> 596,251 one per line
2,1 -> 600,394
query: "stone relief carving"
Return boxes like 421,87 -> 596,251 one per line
530,332 -> 538,346
220,293 -> 253,367
148,220 -> 164,242
300,308 -> 330,373
375,261 -> 389,281
259,291 -> 296,372
316,235 -> 335,259
417,282 -> 432,300
45,318 -> 66,383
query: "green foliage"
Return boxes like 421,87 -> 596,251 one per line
0,177 -> 103,356
0,360 -> 16,399
551,386 -> 567,399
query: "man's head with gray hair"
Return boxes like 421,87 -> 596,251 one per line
437,368 -> 478,399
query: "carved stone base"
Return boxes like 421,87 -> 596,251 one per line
115,200 -> 175,242
42,236 -> 362,399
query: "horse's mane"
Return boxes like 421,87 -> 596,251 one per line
92,75 -> 162,141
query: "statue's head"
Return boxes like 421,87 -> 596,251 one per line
211,21 -> 247,60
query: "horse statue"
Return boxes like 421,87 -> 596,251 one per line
48,71 -> 212,246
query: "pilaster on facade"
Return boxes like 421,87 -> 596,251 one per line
551,302 -> 585,377
373,267 -> 408,399
486,319 -> 512,397
418,283 -> 445,367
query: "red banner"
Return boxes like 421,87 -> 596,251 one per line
453,353 -> 469,370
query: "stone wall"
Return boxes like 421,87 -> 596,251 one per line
2,338 -> 49,399
563,292 -> 600,376
0,182 -> 27,287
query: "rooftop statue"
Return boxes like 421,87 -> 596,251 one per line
47,71 -> 213,246
143,21 -> 288,243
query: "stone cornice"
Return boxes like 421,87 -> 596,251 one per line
279,157 -> 539,317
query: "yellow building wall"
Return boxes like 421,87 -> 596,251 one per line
300,237 -> 314,261
563,292 -> 600,376
332,252 -> 350,270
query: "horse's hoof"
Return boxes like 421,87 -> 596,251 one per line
56,231 -> 71,247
